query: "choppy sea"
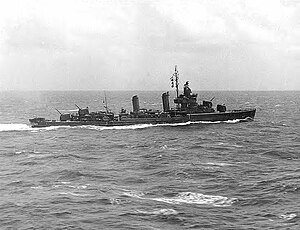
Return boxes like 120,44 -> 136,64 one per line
0,90 -> 299,229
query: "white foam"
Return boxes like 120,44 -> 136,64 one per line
0,123 -> 32,132
123,191 -> 145,198
82,119 -> 242,131
77,185 -> 87,189
60,181 -> 71,184
0,118 -> 244,132
124,191 -> 236,207
224,119 -> 241,123
85,122 -> 200,131
54,182 -> 88,190
84,124 -> 155,131
30,186 -> 44,190
279,213 -> 297,221
15,150 -> 25,154
151,192 -> 236,207
205,162 -> 232,166
161,145 -> 168,150
136,209 -> 178,215
199,121 -> 221,124
59,192 -> 92,197
0,123 -> 71,132
41,126 -> 69,131
110,198 -> 122,205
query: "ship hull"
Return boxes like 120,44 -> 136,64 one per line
29,109 -> 256,128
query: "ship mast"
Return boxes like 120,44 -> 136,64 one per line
104,91 -> 109,113
170,65 -> 179,98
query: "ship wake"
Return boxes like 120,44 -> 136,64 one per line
84,119 -> 246,130
0,118 -> 250,132
0,124 -> 67,132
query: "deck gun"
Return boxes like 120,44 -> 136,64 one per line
55,108 -> 71,121
55,108 -> 62,115
75,104 -> 89,116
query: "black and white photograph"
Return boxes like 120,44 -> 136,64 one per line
0,0 -> 299,229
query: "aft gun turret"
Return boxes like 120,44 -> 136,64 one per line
55,108 -> 71,121
75,104 -> 89,117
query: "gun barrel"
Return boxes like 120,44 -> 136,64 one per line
75,104 -> 81,109
55,108 -> 62,115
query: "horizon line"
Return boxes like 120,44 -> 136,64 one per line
0,89 -> 299,92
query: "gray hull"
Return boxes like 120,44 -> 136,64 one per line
30,109 -> 256,128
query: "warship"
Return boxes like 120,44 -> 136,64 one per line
29,66 -> 256,128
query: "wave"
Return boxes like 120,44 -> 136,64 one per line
59,192 -> 93,197
261,150 -> 298,160
123,191 -> 236,207
0,118 -> 247,132
279,213 -> 297,221
135,209 -> 178,216
205,162 -> 233,167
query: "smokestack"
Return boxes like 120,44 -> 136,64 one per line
162,92 -> 170,112
132,95 -> 139,113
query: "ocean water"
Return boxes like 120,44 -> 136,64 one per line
0,90 -> 299,229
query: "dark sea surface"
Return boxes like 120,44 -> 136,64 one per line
0,90 -> 299,230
